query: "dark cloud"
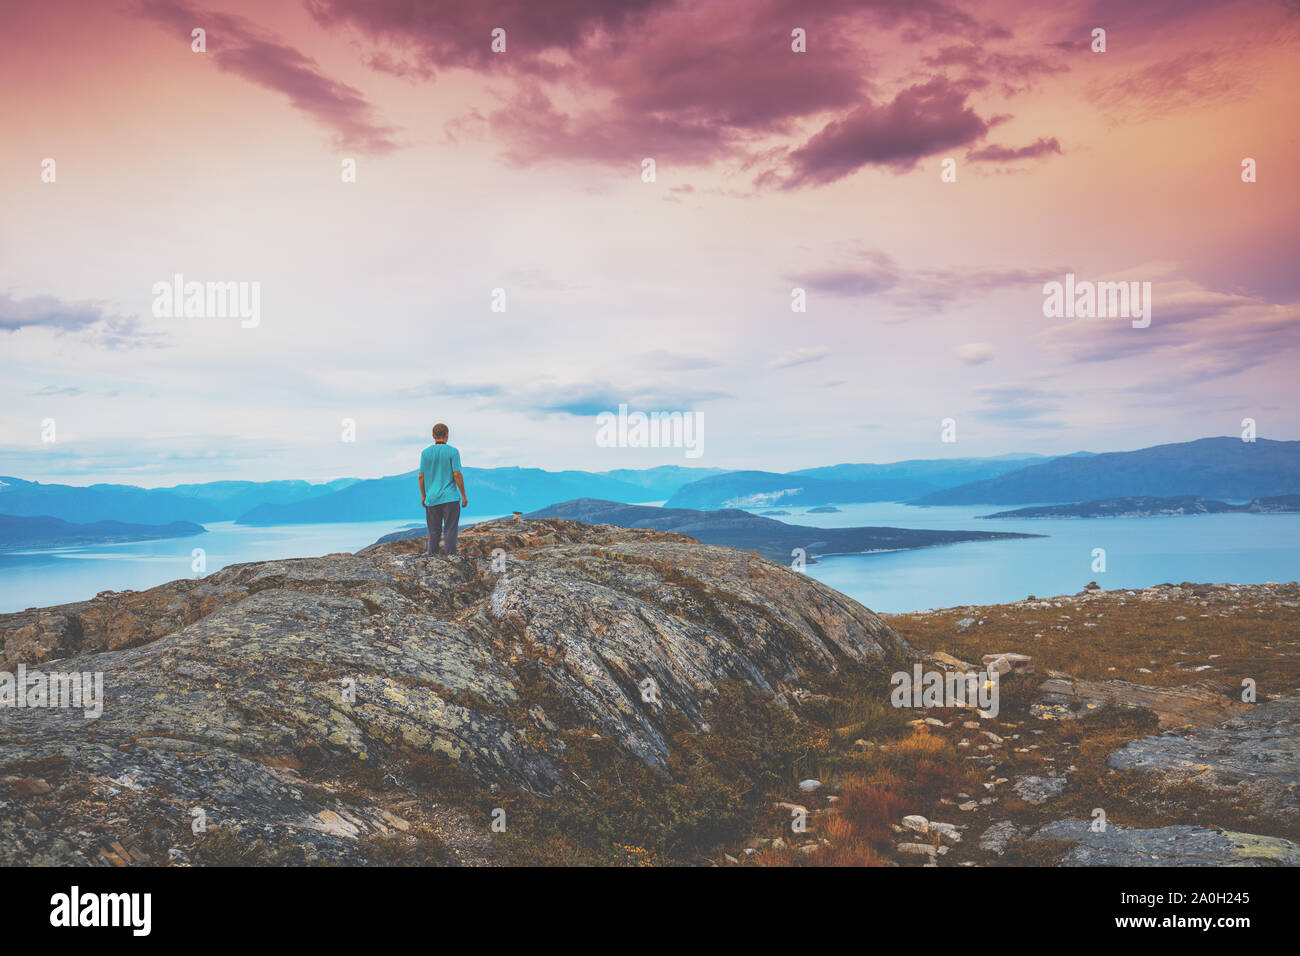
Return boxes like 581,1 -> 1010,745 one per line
306,0 -> 1024,185
305,0 -> 668,73
923,43 -> 1067,95
796,251 -> 901,296
0,293 -> 153,348
139,1 -> 399,152
783,78 -> 991,186
967,136 -> 1061,162
1061,0 -> 1252,36
1,293 -> 113,332
1041,283 -> 1300,385
488,84 -> 738,167
1086,50 -> 1251,122
814,0 -> 986,42
790,250 -> 1058,308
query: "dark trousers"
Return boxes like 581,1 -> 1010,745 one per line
425,501 -> 461,556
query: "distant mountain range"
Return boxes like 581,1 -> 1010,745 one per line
3,438 -> 1296,533
664,471 -> 937,510
374,497 -> 1040,562
979,494 -> 1300,519
0,514 -> 206,549
664,454 -> 1052,510
788,452 -> 1051,482
914,438 -> 1300,505
0,476 -> 356,524
234,466 -> 718,525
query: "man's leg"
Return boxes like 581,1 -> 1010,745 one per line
444,500 -> 461,556
425,504 -> 441,556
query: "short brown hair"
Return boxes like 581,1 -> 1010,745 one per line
432,423 -> 449,440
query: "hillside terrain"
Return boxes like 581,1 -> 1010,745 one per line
0,519 -> 1294,867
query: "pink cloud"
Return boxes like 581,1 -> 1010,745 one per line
140,0 -> 400,152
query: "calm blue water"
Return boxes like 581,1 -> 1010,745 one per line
0,519 -> 485,613
1,507 -> 1296,615
783,503 -> 1300,613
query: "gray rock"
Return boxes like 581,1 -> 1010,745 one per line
896,842 -> 937,861
1033,675 -> 1244,728
1107,695 -> 1299,825
978,820 -> 1020,855
1012,774 -> 1068,805
1029,819 -> 1300,867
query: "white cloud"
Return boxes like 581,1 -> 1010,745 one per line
954,342 -> 995,364
769,347 -> 831,369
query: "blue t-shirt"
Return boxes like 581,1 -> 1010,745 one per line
420,443 -> 462,506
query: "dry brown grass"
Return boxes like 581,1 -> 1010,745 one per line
888,583 -> 1300,691
834,775 -> 909,848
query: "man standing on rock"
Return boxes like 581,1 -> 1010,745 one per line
418,423 -> 468,557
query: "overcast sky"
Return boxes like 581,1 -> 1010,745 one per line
2,0 -> 1298,486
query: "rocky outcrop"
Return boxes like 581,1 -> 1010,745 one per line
0,578 -> 248,672
1107,695 -> 1299,825
1013,696 -> 1300,866
1033,675 -> 1247,728
0,519 -> 913,865
1028,820 -> 1300,866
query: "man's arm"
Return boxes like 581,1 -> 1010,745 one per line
453,470 -> 467,507
418,472 -> 426,506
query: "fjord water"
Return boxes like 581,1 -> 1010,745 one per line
0,506 -> 1296,615
0,520 -> 417,613
790,503 -> 1300,613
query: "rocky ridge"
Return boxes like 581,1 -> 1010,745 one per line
0,518 -> 911,865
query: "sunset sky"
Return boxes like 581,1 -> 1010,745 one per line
2,0 -> 1298,485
